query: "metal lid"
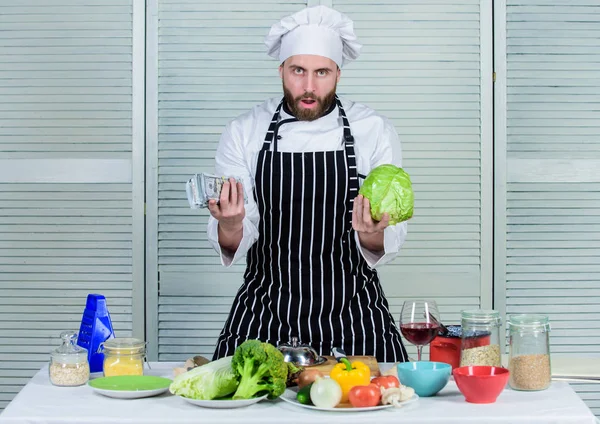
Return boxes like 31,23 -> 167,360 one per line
101,337 -> 147,354
277,337 -> 326,367
437,324 -> 491,339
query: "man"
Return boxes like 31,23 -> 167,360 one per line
207,5 -> 408,362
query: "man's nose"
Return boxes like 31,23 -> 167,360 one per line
304,73 -> 315,93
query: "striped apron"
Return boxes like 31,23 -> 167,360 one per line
213,96 -> 407,362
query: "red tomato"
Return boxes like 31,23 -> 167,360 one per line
371,375 -> 400,389
348,384 -> 382,408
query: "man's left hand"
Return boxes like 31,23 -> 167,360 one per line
352,194 -> 389,233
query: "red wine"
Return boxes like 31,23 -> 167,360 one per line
400,322 -> 440,345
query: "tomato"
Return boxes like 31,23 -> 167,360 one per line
348,383 -> 381,408
371,375 -> 400,389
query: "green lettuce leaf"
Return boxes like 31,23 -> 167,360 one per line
169,355 -> 239,400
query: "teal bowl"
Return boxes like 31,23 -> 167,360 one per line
397,361 -> 452,397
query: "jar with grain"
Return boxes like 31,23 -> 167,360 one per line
100,338 -> 147,377
459,309 -> 502,367
49,331 -> 90,387
508,314 -> 551,391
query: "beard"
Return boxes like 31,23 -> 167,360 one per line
283,82 -> 337,121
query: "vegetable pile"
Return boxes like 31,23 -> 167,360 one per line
169,339 -> 299,400
295,360 -> 416,409
169,341 -> 416,410
359,164 -> 414,225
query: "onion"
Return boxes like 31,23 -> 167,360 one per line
310,377 -> 342,409
297,369 -> 324,389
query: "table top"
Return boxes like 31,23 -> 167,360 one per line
0,362 -> 596,424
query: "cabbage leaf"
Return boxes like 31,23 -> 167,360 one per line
169,355 -> 239,400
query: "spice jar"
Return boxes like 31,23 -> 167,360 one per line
100,338 -> 147,377
49,331 -> 90,387
508,314 -> 551,391
459,309 -> 502,367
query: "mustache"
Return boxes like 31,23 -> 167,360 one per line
296,92 -> 318,101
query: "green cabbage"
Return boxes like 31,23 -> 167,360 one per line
358,164 -> 414,225
169,355 -> 239,400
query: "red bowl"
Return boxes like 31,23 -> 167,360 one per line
452,366 -> 509,404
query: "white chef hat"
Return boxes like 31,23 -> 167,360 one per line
264,5 -> 362,68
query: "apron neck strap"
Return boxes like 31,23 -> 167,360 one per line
261,99 -> 285,151
335,95 -> 354,144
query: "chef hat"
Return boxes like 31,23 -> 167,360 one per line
264,5 -> 362,68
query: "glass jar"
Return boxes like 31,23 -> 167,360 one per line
100,337 -> 147,377
49,331 -> 90,387
459,309 -> 502,367
508,314 -> 551,391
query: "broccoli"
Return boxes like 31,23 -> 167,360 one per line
231,339 -> 288,400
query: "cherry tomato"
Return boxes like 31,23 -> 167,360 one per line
348,383 -> 381,408
371,375 -> 400,389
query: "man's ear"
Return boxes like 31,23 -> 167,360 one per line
279,61 -> 285,79
336,67 -> 341,83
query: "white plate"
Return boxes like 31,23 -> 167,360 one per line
179,394 -> 269,409
280,387 -> 419,412
88,376 -> 172,400
91,386 -> 169,399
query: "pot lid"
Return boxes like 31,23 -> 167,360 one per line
277,337 -> 326,367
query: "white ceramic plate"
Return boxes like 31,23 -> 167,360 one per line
88,376 -> 172,400
179,394 -> 269,409
280,387 -> 419,412
92,387 -> 170,399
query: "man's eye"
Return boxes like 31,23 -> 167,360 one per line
317,70 -> 327,76
294,68 -> 303,74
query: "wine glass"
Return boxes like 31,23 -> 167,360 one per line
400,300 -> 441,361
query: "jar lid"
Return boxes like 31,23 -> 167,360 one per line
461,309 -> 501,324
508,314 -> 550,329
51,331 -> 88,364
102,337 -> 147,352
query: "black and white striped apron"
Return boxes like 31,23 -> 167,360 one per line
213,96 -> 407,362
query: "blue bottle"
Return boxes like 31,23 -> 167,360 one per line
77,294 -> 115,373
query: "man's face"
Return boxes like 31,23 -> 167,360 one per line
279,55 -> 341,121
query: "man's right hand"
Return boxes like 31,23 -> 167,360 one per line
208,178 -> 245,252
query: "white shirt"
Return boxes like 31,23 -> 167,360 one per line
207,96 -> 407,268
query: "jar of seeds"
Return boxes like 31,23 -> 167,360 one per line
49,331 -> 90,387
459,309 -> 502,367
508,314 -> 551,391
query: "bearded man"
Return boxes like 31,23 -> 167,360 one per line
207,5 -> 409,362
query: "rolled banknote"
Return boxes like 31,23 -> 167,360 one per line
186,173 -> 247,209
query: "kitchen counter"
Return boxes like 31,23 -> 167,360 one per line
0,362 -> 596,424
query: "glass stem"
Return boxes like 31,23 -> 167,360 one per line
417,345 -> 423,361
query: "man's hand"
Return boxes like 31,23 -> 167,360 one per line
208,178 -> 245,253
352,194 -> 389,252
